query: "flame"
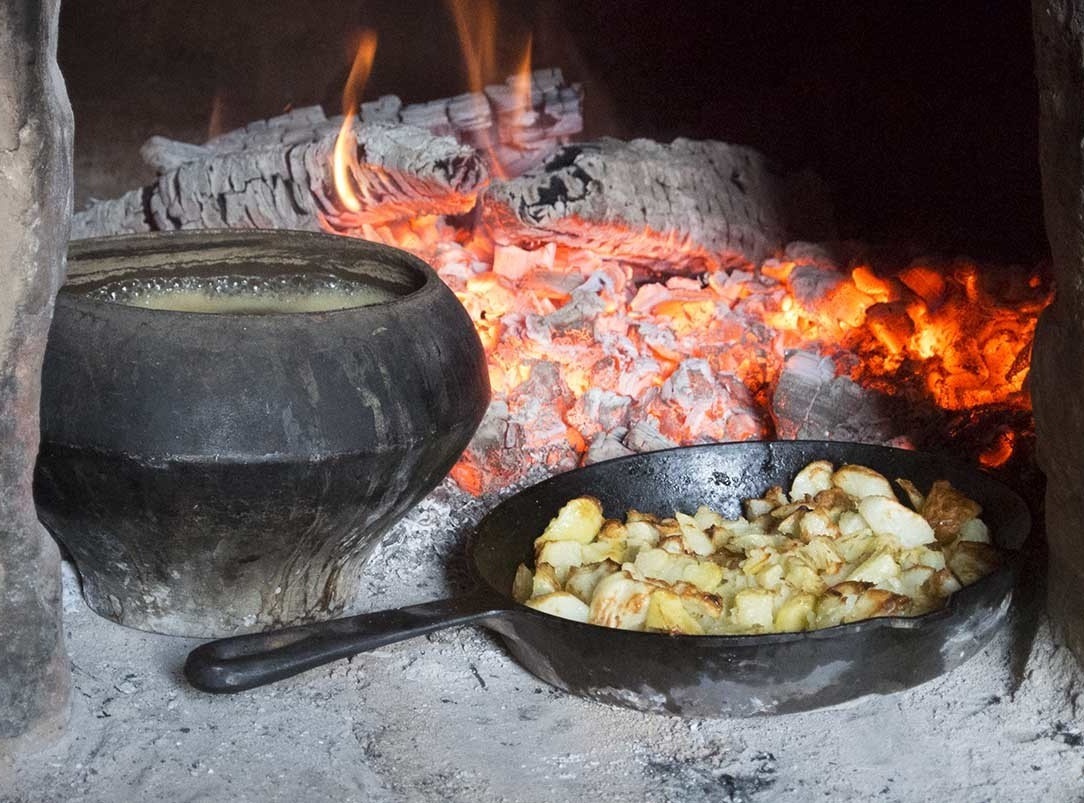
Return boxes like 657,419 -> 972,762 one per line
445,0 -> 533,178
510,34 -> 534,109
446,0 -> 500,92
206,91 -> 227,141
332,31 -> 379,214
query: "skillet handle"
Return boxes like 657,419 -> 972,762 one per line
184,589 -> 508,694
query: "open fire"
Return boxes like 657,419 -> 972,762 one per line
72,23 -> 1052,498
318,31 -> 1049,495
337,209 -> 1047,495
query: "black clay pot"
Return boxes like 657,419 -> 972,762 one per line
35,231 -> 489,637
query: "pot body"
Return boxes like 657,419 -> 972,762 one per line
36,231 -> 490,636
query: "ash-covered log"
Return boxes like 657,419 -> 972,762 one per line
139,68 -> 581,173
483,138 -> 834,274
73,69 -> 582,240
72,123 -> 487,239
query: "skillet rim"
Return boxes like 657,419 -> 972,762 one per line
467,439 -> 1029,646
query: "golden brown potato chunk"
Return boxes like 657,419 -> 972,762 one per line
922,480 -> 983,545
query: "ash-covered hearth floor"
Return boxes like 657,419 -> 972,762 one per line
9,479 -> 1084,803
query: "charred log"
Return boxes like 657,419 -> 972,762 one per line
74,69 -> 582,240
482,138 -> 834,274
72,123 -> 487,239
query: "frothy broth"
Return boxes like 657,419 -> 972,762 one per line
86,273 -> 400,314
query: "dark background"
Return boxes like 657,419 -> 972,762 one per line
59,0 -> 1044,262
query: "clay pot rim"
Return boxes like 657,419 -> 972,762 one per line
62,229 -> 434,321
44,229 -> 491,458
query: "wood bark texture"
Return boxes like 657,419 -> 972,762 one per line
770,351 -> 897,443
1032,0 -> 1084,665
0,0 -> 72,758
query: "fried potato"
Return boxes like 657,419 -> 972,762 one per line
798,537 -> 844,575
945,541 -> 1002,585
924,568 -> 963,599
783,557 -> 828,595
958,518 -> 991,544
775,593 -> 816,632
681,561 -> 724,593
565,560 -> 620,605
588,572 -> 653,630
634,548 -> 694,586
517,459 -> 1001,636
838,510 -> 871,537
531,563 -> 562,597
646,588 -> 705,635
832,465 -> 895,500
512,563 -> 534,603
526,592 -> 590,622
624,520 -> 662,561
799,508 -> 840,542
846,551 -> 900,587
922,480 -> 983,545
744,497 -> 776,519
732,588 -> 776,630
895,478 -> 925,511
693,506 -> 727,531
675,512 -> 715,556
858,496 -> 937,548
790,460 -> 834,501
536,540 -> 583,583
534,496 -> 605,546
582,536 -> 625,565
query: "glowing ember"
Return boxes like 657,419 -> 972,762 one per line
348,212 -> 1049,493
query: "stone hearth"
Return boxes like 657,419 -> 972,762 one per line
8,481 -> 1084,801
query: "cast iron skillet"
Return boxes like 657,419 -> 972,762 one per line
185,440 -> 1030,716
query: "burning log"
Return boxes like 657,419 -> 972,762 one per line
482,138 -> 834,275
73,69 -> 583,240
137,68 -> 581,174
72,122 -> 486,239
68,59 -> 1048,501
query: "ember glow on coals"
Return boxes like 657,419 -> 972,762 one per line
322,35 -> 1049,495
330,212 -> 1048,494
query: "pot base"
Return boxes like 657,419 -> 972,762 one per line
37,442 -> 462,637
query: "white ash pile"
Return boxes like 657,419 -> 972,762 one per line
435,236 -> 1045,493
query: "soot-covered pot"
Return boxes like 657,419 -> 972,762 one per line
35,231 -> 490,637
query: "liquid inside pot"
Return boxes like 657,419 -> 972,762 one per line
85,273 -> 400,314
